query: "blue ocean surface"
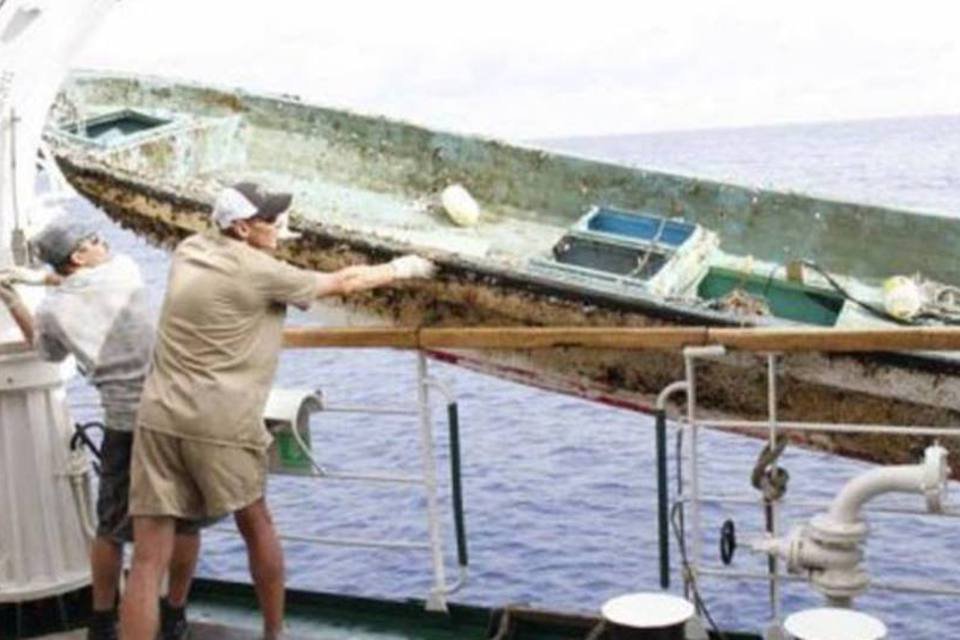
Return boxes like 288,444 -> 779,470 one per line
66,114 -> 960,638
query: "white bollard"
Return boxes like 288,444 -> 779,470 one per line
784,607 -> 886,640
601,592 -> 695,640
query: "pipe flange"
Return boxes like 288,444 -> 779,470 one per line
811,567 -> 870,600
922,445 -> 950,513
808,514 -> 867,545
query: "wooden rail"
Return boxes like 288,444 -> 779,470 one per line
282,325 -> 960,353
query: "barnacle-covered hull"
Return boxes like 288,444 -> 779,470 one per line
48,71 -> 960,470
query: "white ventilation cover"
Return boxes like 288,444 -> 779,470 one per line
0,348 -> 91,602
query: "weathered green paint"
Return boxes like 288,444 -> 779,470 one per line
697,267 -> 845,326
46,72 -> 960,476
59,72 -> 960,285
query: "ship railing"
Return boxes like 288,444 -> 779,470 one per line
209,324 -> 960,618
200,350 -> 466,613
663,344 -> 960,635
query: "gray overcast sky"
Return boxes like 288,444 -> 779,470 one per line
75,0 -> 960,139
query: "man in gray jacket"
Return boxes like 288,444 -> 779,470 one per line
0,220 -> 201,640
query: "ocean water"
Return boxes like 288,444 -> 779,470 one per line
65,114 -> 960,639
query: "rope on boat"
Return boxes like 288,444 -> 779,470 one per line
800,260 -> 912,325
922,282 -> 960,323
802,261 -> 960,326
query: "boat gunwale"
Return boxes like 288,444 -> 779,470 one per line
52,154 -> 960,380
63,69 -> 959,224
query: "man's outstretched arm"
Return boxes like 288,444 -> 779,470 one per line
314,255 -> 435,298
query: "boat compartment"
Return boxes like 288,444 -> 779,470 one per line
585,207 -> 696,247
60,109 -> 171,145
697,267 -> 845,326
530,205 -> 717,298
553,234 -> 668,278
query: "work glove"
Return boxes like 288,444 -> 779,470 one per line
390,255 -> 436,279
0,266 -> 48,285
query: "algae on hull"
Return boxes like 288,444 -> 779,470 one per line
56,158 -> 960,475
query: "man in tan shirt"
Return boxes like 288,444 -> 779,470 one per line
120,182 -> 435,640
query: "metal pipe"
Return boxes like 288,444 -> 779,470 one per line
680,493 -> 960,518
655,408 -> 670,589
320,404 -> 416,415
313,471 -> 423,484
765,353 -> 781,622
654,380 -> 687,589
416,353 -> 448,611
697,566 -> 960,598
425,375 -> 469,573
8,107 -> 27,265
703,419 -> 960,437
447,401 -> 468,569
826,446 -> 949,524
207,527 -> 430,551
682,351 -> 699,602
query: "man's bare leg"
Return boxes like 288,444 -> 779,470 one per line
90,536 -> 123,610
120,516 -> 175,640
235,498 -> 285,640
166,532 -> 200,607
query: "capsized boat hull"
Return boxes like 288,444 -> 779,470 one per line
47,72 -> 960,471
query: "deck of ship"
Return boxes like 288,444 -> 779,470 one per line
19,577 -> 761,640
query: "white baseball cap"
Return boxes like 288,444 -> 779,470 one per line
212,182 -> 293,229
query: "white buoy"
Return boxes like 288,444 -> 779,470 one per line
440,184 -> 480,227
784,607 -> 887,640
601,592 -> 694,639
882,275 -> 922,320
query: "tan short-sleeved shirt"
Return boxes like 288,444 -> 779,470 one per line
137,232 -> 316,450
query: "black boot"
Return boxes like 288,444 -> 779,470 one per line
159,597 -> 190,640
86,609 -> 118,640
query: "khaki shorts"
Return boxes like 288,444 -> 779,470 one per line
129,428 -> 268,521
98,429 -> 203,541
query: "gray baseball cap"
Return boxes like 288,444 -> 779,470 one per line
32,220 -> 96,268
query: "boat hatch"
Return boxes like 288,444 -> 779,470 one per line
553,235 -> 667,278
584,207 -> 696,247
544,206 -> 704,282
698,266 -> 845,326
60,109 -> 171,145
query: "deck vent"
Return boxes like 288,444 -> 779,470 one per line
60,109 -> 171,146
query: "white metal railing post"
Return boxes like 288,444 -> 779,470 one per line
680,346 -> 725,605
422,374 -> 469,596
416,352 -> 449,611
683,348 -> 701,603
766,353 -> 783,625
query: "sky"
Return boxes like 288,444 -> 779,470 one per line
74,0 -> 960,139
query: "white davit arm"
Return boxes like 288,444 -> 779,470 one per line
0,0 -> 119,269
